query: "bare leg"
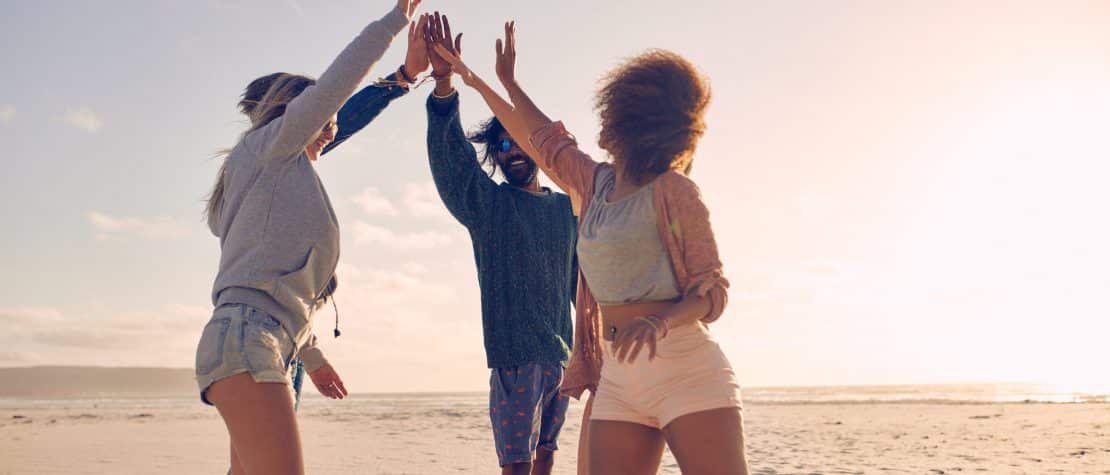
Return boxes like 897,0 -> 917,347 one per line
503,462 -> 532,475
531,448 -> 554,475
663,407 -> 749,475
229,443 -> 246,475
588,420 -> 665,475
576,392 -> 593,475
207,373 -> 303,475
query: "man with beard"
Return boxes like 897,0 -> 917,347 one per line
422,13 -> 576,475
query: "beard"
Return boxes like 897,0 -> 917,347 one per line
500,154 -> 539,188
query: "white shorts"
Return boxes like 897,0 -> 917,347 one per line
591,323 -> 742,429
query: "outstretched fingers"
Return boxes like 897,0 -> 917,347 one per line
435,12 -> 448,46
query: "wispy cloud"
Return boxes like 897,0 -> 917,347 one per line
0,307 -> 64,326
86,211 -> 188,240
32,329 -> 123,349
348,182 -> 448,219
351,220 -> 452,251
0,304 -> 206,368
350,187 -> 399,216
403,182 -> 449,218
0,105 -> 14,124
64,107 -> 103,132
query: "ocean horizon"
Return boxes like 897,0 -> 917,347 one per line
3,382 -> 1106,406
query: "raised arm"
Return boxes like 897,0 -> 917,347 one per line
425,93 -> 497,228
263,0 -> 420,159
323,14 -> 431,156
492,22 -> 552,152
430,19 -> 599,211
422,16 -> 496,229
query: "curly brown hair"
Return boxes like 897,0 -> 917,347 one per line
595,49 -> 711,186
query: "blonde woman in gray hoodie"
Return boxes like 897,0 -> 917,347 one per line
195,1 -> 422,473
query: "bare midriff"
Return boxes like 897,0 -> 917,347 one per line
600,300 -> 680,341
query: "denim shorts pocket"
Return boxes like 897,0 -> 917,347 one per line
241,314 -> 294,374
195,317 -> 231,375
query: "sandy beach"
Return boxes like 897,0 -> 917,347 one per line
2,395 -> 1107,474
7,0 -> 1110,472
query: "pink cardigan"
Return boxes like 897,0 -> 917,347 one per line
531,121 -> 731,399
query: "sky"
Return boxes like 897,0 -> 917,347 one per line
1,0 -> 1108,393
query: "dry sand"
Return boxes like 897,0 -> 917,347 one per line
2,398 -> 1108,474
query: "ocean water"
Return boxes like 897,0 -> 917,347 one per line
297,382 -> 1109,411
2,382 -> 1103,414
739,382 -> 1110,404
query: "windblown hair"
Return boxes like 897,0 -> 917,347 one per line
467,116 -> 508,177
595,50 -> 711,186
205,73 -> 316,221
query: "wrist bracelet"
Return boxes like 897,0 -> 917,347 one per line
431,88 -> 458,99
374,76 -> 411,89
636,316 -> 659,331
645,315 -> 670,339
398,64 -> 417,84
635,316 -> 666,340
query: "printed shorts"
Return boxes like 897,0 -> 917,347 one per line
489,362 -> 569,466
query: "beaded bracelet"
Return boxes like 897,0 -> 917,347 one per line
635,315 -> 669,340
636,316 -> 659,333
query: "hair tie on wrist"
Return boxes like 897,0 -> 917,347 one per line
374,76 -> 411,89
398,64 -> 417,83
635,316 -> 663,339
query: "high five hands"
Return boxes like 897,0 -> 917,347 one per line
424,14 -> 523,92
404,13 -> 432,80
425,12 -> 469,84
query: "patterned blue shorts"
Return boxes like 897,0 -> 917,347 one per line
489,363 -> 569,466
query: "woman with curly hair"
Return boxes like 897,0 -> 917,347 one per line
432,21 -> 749,475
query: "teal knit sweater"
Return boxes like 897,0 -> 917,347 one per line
426,92 -> 576,368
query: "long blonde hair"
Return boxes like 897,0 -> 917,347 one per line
205,73 -> 317,222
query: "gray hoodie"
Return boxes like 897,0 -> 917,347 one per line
207,6 -> 409,371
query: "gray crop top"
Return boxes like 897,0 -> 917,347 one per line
576,167 -> 681,305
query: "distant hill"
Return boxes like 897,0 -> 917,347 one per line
0,366 -> 196,399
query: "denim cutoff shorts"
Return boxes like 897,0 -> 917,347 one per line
194,304 -> 297,405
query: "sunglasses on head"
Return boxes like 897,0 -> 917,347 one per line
494,138 -> 515,153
